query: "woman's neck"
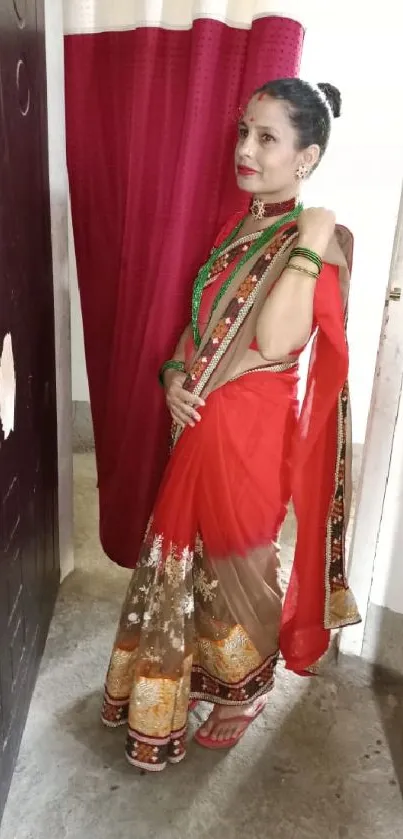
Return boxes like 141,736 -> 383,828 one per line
243,191 -> 300,233
254,188 -> 299,205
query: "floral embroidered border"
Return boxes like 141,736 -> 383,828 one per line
191,651 -> 278,706
171,230 -> 298,448
191,230 -> 297,393
126,725 -> 187,772
101,689 -> 129,727
324,380 -> 361,629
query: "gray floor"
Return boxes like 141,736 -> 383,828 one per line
1,454 -> 403,839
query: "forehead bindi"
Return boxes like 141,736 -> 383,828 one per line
244,95 -> 290,133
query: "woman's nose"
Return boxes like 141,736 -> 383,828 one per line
241,136 -> 255,158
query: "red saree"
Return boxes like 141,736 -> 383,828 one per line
101,217 -> 360,771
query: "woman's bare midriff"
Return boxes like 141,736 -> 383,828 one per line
228,348 -> 297,381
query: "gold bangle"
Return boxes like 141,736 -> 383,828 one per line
287,262 -> 319,280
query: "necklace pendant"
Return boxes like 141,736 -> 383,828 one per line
250,198 -> 266,221
249,196 -> 297,220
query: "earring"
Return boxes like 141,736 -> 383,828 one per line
295,163 -> 309,181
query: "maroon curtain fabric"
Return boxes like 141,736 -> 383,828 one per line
65,17 -> 304,568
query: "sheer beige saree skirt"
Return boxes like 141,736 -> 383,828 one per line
102,535 -> 282,771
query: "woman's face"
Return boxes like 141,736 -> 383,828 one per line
235,94 -> 317,200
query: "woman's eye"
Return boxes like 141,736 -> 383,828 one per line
238,126 -> 248,139
261,133 -> 275,144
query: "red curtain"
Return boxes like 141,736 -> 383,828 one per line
65,16 -> 304,568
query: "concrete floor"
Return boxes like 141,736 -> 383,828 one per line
1,453 -> 403,839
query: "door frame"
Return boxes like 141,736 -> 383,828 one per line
44,0 -> 74,580
339,180 -> 403,657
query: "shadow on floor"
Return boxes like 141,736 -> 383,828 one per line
372,668 -> 403,798
52,661 -> 402,839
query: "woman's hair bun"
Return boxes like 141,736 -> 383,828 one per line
317,83 -> 341,118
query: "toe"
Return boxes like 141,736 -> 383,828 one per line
225,724 -> 236,742
198,714 -> 215,739
215,726 -> 226,743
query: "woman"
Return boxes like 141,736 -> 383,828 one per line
101,78 -> 360,772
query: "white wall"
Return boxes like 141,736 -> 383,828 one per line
300,5 -> 403,444
69,205 -> 90,401
367,200 -> 403,615
45,0 -> 74,579
371,399 -> 403,613
338,188 -> 403,660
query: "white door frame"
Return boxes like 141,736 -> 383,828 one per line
339,181 -> 403,657
45,0 -> 74,580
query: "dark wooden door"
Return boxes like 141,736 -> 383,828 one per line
0,0 -> 59,818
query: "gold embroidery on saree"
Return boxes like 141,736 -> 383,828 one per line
102,524 -> 281,767
324,381 -> 360,629
195,624 -> 262,683
191,232 -> 299,399
193,567 -> 219,602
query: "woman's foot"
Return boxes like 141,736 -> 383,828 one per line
194,696 -> 268,750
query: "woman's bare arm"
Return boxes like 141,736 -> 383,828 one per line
256,209 -> 336,360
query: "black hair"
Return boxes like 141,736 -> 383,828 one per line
254,78 -> 341,162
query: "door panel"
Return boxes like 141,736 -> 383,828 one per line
0,0 -> 59,818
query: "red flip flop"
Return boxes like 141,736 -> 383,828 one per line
194,698 -> 267,750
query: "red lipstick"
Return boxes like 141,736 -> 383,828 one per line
237,165 -> 258,176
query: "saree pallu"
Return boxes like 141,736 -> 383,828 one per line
102,219 -> 361,771
102,368 -> 298,770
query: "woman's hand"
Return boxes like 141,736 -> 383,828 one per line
297,207 -> 336,256
165,372 -> 205,428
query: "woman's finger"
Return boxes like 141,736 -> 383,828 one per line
181,391 -> 205,408
170,399 -> 200,421
180,403 -> 201,423
175,400 -> 201,420
169,382 -> 205,409
171,407 -> 194,428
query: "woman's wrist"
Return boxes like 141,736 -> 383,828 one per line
286,262 -> 319,281
287,244 -> 323,281
159,359 -> 186,388
296,234 -> 328,259
162,368 -> 180,389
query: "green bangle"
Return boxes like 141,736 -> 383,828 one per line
290,247 -> 323,273
158,359 -> 186,387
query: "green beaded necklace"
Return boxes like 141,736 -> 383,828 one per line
192,202 -> 303,348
